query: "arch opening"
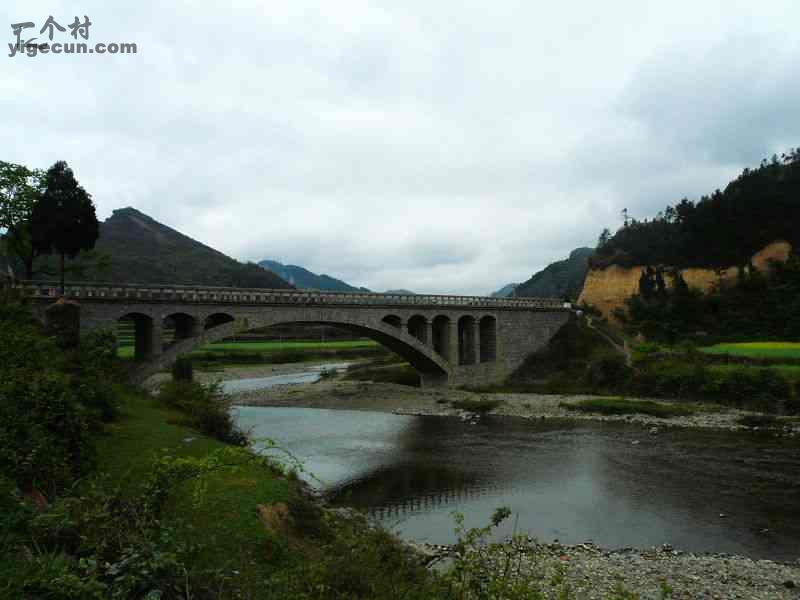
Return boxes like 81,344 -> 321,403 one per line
479,316 -> 497,362
118,312 -> 155,362
407,315 -> 428,345
432,315 -> 451,360
164,312 -> 198,346
458,316 -> 476,365
382,314 -> 402,328
204,312 -> 234,330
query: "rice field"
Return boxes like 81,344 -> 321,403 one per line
116,336 -> 378,359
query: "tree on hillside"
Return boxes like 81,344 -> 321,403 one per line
0,161 -> 44,279
30,161 -> 99,292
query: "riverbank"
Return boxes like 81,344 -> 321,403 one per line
231,379 -> 800,434
416,539 -> 800,599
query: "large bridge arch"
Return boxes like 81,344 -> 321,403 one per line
133,308 -> 453,387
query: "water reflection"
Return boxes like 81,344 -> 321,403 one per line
235,407 -> 800,561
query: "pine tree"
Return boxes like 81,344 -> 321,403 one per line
30,161 -> 99,292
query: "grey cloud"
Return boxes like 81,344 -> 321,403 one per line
4,1 -> 799,294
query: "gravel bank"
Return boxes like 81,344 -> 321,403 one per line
418,540 -> 800,599
232,379 -> 800,434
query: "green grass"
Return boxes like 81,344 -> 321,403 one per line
117,338 -> 379,359
560,397 -> 703,418
701,342 -> 800,359
94,388 -> 294,584
199,340 -> 377,353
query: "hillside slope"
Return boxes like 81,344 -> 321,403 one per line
515,247 -> 593,299
65,208 -> 292,288
259,259 -> 368,292
491,283 -> 518,297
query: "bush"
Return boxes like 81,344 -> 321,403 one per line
77,329 -> 118,374
74,375 -> 119,423
159,381 -> 247,445
700,367 -> 791,411
6,451 -> 249,599
171,355 -> 194,381
585,355 -> 633,390
0,371 -> 94,496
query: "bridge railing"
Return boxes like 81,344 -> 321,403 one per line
17,281 -> 570,310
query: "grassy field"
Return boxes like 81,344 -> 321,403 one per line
701,342 -> 800,359
117,338 -> 378,359
95,388 -> 295,589
198,340 -> 377,352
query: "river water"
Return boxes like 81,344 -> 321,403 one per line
229,370 -> 800,562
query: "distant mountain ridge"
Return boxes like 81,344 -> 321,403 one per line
258,259 -> 369,292
62,208 -> 292,289
513,247 -> 594,299
491,283 -> 518,297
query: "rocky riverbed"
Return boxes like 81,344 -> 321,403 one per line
230,377 -> 800,434
417,539 -> 800,599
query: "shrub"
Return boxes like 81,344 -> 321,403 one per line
700,367 -> 791,411
0,371 -> 94,496
585,355 -> 632,390
73,375 -> 119,423
159,381 -> 247,445
77,329 -> 118,374
10,452 -> 249,599
171,355 -> 194,381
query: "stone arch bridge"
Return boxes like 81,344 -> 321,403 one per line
25,282 -> 572,388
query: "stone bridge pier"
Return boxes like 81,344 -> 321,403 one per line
25,282 -> 572,388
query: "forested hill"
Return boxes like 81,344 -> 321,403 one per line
64,208 -> 293,288
514,247 -> 594,300
258,259 -> 368,292
595,150 -> 800,269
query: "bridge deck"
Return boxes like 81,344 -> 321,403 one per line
20,281 -> 570,311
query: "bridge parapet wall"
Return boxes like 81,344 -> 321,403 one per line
19,281 -> 569,311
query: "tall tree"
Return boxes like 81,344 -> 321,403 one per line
30,161 -> 99,292
0,161 -> 44,279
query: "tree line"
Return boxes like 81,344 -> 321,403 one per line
0,160 -> 99,289
594,149 -> 800,268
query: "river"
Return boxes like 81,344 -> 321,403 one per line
228,368 -> 800,562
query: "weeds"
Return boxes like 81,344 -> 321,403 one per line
561,397 -> 701,418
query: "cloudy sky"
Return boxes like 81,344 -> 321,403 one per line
4,2 -> 799,294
